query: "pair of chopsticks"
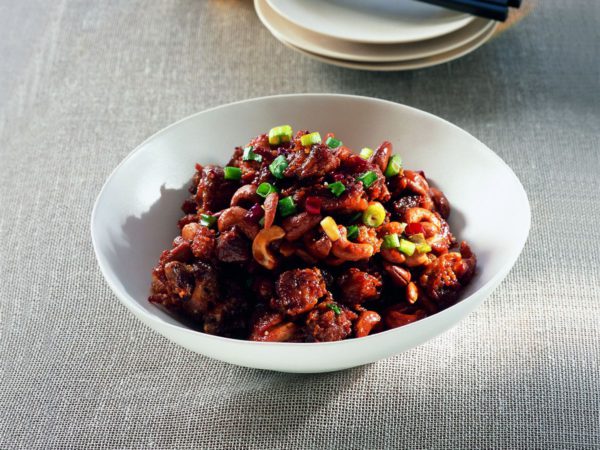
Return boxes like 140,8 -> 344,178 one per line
416,0 -> 522,22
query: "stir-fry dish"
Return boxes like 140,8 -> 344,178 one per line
149,126 -> 476,342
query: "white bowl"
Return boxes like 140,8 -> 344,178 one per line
91,94 -> 530,373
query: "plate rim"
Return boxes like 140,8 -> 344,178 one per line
273,21 -> 498,71
256,0 -> 493,63
266,0 -> 476,44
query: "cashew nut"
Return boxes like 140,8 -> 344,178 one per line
400,170 -> 430,196
331,226 -> 374,261
383,262 -> 411,287
404,207 -> 452,255
252,225 -> 285,269
404,252 -> 431,268
251,322 -> 298,342
384,306 -> 426,329
181,222 -> 201,241
429,187 -> 450,218
218,206 -> 248,232
381,248 -> 406,264
370,141 -> 392,172
355,310 -> 381,338
218,206 -> 259,240
406,281 -> 419,304
230,184 -> 259,207
404,207 -> 441,229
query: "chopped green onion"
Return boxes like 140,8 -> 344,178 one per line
408,233 -> 426,244
346,225 -> 359,240
409,234 -> 432,253
268,125 -> 293,145
362,202 -> 386,227
269,155 -> 288,179
328,181 -> 346,197
258,217 -> 265,227
326,137 -> 342,148
384,154 -> 402,177
416,242 -> 432,253
399,238 -> 416,256
200,214 -> 217,228
327,303 -> 342,315
278,196 -> 296,218
357,171 -> 378,188
242,146 -> 262,163
359,147 -> 373,159
224,166 -> 242,181
256,182 -> 278,198
300,132 -> 321,147
382,233 -> 400,249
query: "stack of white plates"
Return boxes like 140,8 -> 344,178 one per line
255,0 -> 498,71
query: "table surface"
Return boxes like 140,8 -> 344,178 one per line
1,1 -> 599,448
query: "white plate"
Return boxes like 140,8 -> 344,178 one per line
257,0 -> 493,63
91,94 -> 530,373
267,0 -> 475,44
276,22 -> 497,71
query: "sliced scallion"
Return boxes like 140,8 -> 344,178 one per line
278,196 -> 296,218
409,234 -> 432,253
398,239 -> 416,256
200,214 -> 217,228
242,146 -> 262,163
269,155 -> 288,179
359,147 -> 373,159
382,233 -> 400,249
328,181 -> 346,197
384,154 -> 402,177
268,125 -> 293,145
224,166 -> 242,181
300,132 -> 321,147
362,202 -> 386,228
357,171 -> 378,188
327,303 -> 342,315
326,137 -> 342,148
416,242 -> 432,253
256,182 -> 278,198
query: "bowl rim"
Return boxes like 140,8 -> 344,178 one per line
90,93 -> 531,348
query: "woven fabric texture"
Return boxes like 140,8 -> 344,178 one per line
1,0 -> 599,448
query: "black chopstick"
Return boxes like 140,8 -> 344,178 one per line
480,0 -> 521,6
416,0 -> 509,21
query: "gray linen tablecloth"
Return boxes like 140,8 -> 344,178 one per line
1,1 -> 599,448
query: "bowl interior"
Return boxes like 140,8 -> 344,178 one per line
91,94 -> 530,370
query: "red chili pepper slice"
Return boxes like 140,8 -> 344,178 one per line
305,196 -> 322,215
405,222 -> 425,235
